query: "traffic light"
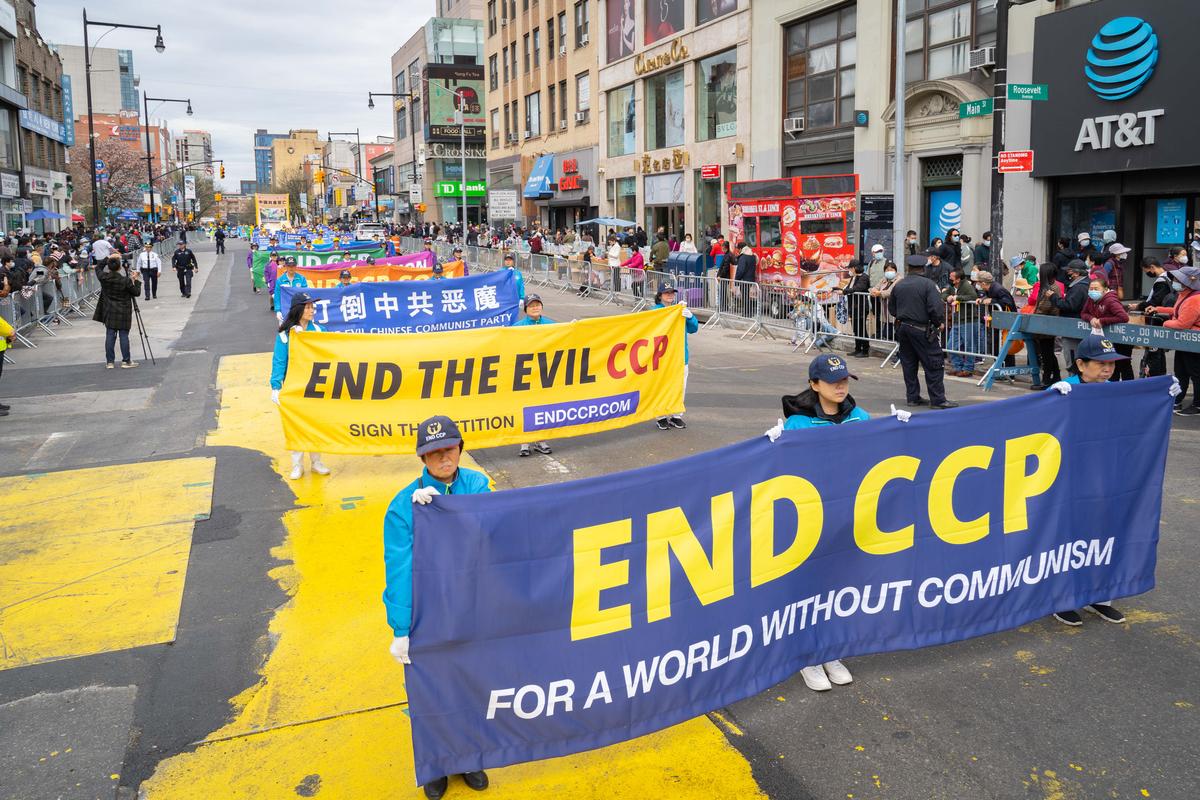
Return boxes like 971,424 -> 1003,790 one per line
416,203 -> 427,213
220,164 -> 225,179
315,169 -> 325,183
215,192 -> 222,202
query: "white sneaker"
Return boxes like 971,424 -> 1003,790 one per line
121,361 -> 138,369
800,664 -> 832,692
288,465 -> 303,480
823,659 -> 853,685
288,452 -> 304,480
310,454 -> 331,476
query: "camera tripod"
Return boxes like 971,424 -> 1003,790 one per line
130,295 -> 155,365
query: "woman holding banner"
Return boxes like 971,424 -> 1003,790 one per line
274,257 -> 309,322
270,292 -> 331,480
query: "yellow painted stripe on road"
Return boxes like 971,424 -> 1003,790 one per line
0,457 -> 215,670
142,353 -> 763,798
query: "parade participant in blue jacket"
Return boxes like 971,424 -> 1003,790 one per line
512,294 -> 556,456
649,280 -> 699,430
273,256 -> 308,322
269,292 -> 330,480
383,415 -> 492,799
503,251 -> 525,300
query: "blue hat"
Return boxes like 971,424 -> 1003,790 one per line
431,262 -> 444,274
415,415 -> 463,456
289,291 -> 313,309
658,281 -> 677,294
1075,334 -> 1128,362
809,353 -> 858,382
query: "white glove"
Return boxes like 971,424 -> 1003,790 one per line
271,389 -> 280,406
390,636 -> 411,665
681,306 -> 694,319
412,486 -> 440,505
890,404 -> 912,423
764,418 -> 785,442
1048,381 -> 1073,395
1169,377 -> 1182,398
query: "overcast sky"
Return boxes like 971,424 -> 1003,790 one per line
39,0 -> 434,189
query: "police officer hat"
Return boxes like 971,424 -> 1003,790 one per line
904,254 -> 927,269
415,415 -> 463,456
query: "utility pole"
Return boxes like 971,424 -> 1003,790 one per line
893,0 -> 907,272
988,0 -> 1011,277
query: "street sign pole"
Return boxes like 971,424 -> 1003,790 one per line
987,0 -> 1010,278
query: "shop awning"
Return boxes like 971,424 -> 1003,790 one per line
523,155 -> 555,199
576,217 -> 636,227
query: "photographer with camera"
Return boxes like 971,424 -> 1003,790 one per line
93,254 -> 141,369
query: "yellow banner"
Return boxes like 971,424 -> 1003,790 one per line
280,306 -> 686,454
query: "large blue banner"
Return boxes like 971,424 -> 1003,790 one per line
281,270 -> 520,334
406,379 -> 1171,784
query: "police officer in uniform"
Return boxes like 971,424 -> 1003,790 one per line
172,239 -> 199,298
383,415 -> 493,799
887,255 -> 958,409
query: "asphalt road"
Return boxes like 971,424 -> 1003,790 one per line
1,238 -> 1196,800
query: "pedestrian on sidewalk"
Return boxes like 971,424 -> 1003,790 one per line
512,293 -> 557,457
135,242 -> 162,300
172,240 -> 199,298
383,415 -> 492,799
0,273 -> 13,416
765,353 -> 871,691
94,255 -> 141,369
270,292 -> 330,479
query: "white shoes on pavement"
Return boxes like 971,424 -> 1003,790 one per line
801,660 -> 853,692
287,452 -> 331,480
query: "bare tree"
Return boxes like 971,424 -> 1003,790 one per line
270,169 -> 309,222
67,138 -> 148,224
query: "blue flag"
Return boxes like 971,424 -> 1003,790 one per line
281,271 -> 520,334
406,378 -> 1171,784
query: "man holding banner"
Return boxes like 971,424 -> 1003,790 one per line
513,294 -> 557,457
650,281 -> 698,431
383,416 -> 493,799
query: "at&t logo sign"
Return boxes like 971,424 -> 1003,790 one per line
1074,16 -> 1164,153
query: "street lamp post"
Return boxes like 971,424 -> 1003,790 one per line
369,91 -> 424,227
82,9 -> 164,225
328,130 -> 362,222
142,92 -> 192,224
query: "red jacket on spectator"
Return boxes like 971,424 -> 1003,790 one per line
1022,280 -> 1065,311
1081,289 -> 1128,326
1161,288 -> 1200,331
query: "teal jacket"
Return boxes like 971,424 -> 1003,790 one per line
649,303 -> 700,364
269,321 -> 324,390
782,389 -> 871,429
382,465 -> 492,636
507,266 -> 526,300
274,271 -> 309,314
512,315 -> 557,326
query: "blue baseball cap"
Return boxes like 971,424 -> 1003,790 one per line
415,415 -> 463,456
1075,334 -> 1128,362
809,353 -> 857,382
431,262 -> 444,274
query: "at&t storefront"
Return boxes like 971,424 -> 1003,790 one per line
1031,0 -> 1198,294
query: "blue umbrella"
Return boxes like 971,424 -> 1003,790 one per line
24,209 -> 66,220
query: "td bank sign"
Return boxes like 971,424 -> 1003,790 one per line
433,180 -> 487,197
1031,1 -> 1194,177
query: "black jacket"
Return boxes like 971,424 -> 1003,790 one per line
1136,274 -> 1175,313
981,282 -> 1017,312
888,273 -> 944,325
172,248 -> 198,270
94,269 -> 141,331
936,240 -> 961,270
781,389 -> 863,425
1052,276 -> 1089,319
734,251 -> 758,283
844,272 -> 870,295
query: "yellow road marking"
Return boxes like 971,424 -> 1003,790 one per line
0,457 -> 214,670
142,353 -> 764,798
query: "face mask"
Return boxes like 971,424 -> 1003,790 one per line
884,270 -> 897,280
906,238 -> 916,244
1173,281 -> 1184,291
981,240 -> 990,248
951,235 -> 960,243
1178,255 -> 1188,265
873,252 -> 884,261
1080,240 -> 1090,248
1087,289 -> 1103,301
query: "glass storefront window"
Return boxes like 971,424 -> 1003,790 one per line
607,83 -> 636,156
615,175 -> 636,222
0,110 -> 15,170
784,6 -> 856,132
645,68 -> 684,150
696,49 -> 737,141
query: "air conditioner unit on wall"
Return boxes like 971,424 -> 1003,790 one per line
574,111 -> 588,123
507,133 -> 518,143
560,119 -> 567,130
969,46 -> 995,70
581,33 -> 589,46
559,44 -> 567,56
501,17 -> 508,25
525,129 -> 532,138
783,115 -> 805,136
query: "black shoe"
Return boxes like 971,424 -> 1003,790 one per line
462,771 -> 489,791
0,402 -> 9,410
1086,603 -> 1125,624
1030,384 -> 1046,391
0,408 -> 8,416
906,397 -> 928,406
423,776 -> 449,799
1053,610 -> 1083,626
669,416 -> 686,429
1175,406 -> 1200,416
656,418 -> 670,430
930,400 -> 959,409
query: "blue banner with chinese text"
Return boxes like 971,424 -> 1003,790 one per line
282,270 -> 520,334
406,379 -> 1171,784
